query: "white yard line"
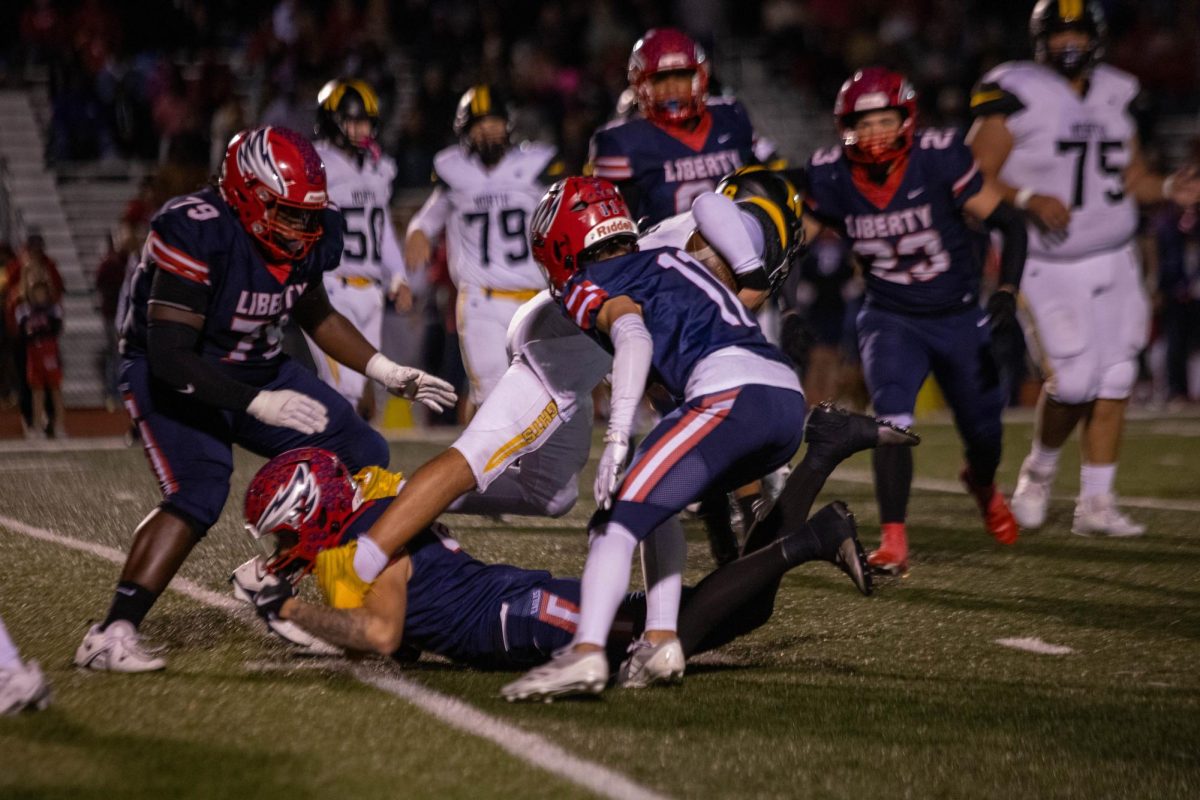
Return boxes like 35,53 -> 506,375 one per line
995,637 -> 1074,655
0,512 -> 670,800
831,467 -> 1200,513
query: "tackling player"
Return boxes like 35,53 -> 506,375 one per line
405,84 -> 566,409
588,28 -> 775,226
803,68 -> 1030,575
307,79 -> 411,420
73,127 -> 456,673
968,0 -> 1200,536
232,449 -> 867,679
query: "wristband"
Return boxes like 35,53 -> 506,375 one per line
1014,187 -> 1035,210
1162,175 -> 1176,201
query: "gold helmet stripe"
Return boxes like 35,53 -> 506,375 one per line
744,196 -> 788,249
1058,0 -> 1084,22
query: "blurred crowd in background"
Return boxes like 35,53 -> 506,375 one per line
1,0 -> 1198,419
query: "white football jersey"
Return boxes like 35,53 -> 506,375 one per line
982,62 -> 1139,260
410,142 -> 561,291
316,142 -> 406,284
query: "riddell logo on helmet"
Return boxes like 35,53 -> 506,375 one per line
854,92 -> 890,112
304,191 -> 327,204
583,218 -> 636,248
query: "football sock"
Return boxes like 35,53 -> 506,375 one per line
873,445 -> 912,524
965,436 -> 1002,487
640,519 -> 685,633
0,617 -> 23,670
1080,463 -> 1116,499
573,523 -> 639,648
1028,441 -> 1061,476
352,536 -> 389,583
697,490 -> 739,566
742,461 -> 828,555
101,581 -> 158,630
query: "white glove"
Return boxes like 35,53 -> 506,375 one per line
594,432 -> 630,511
247,389 -> 328,434
365,353 -> 457,412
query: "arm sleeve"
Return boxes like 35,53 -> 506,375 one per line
690,192 -> 764,276
408,187 -> 452,240
379,207 -> 407,288
606,312 -> 653,440
588,129 -> 634,182
982,201 -> 1028,289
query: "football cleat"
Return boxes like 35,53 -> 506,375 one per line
867,522 -> 909,576
961,467 -> 1019,545
230,557 -> 341,655
501,649 -> 609,703
616,637 -> 685,689
808,501 -> 872,596
804,402 -> 920,467
1072,494 -> 1146,538
1011,456 -> 1054,530
74,620 -> 166,673
0,659 -> 51,715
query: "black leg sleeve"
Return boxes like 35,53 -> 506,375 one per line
698,489 -> 740,566
741,458 -> 827,556
873,445 -> 913,524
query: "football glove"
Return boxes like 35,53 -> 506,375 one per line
365,353 -> 457,413
246,389 -> 329,434
315,541 -> 373,609
594,432 -> 630,511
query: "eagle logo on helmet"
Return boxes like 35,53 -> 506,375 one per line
254,462 -> 321,541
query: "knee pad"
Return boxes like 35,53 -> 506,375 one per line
1098,359 -> 1137,400
1045,361 -> 1098,405
538,481 -> 579,519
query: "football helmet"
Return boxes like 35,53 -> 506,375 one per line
1030,0 -> 1106,79
716,166 -> 805,291
628,28 -> 709,125
833,67 -> 918,165
219,127 -> 328,262
243,447 -> 365,580
316,79 -> 381,158
453,84 -> 511,166
530,177 -> 637,295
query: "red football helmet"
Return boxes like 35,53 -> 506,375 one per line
530,177 -> 637,295
243,447 -> 365,579
219,126 -> 328,262
628,28 -> 709,125
833,67 -> 918,165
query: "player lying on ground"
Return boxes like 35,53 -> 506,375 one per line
232,448 -> 871,676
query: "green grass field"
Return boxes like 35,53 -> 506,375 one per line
2,416 -> 1199,799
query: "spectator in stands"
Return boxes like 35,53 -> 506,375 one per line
0,242 -> 17,407
1155,138 -> 1200,404
14,275 -> 65,439
6,233 -> 64,434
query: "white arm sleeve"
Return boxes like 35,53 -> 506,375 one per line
379,209 -> 408,289
690,191 -> 765,276
407,187 -> 452,241
606,312 -> 653,440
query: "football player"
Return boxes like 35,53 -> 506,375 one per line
306,79 -> 411,420
405,85 -> 565,409
968,0 -> 1200,536
0,616 -> 49,715
233,450 -> 866,681
803,67 -> 1031,575
588,28 -> 777,226
73,127 -> 456,673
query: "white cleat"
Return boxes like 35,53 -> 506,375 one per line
1011,457 -> 1054,529
230,557 -> 340,656
501,649 -> 608,703
74,621 -> 166,673
616,637 -> 685,689
0,659 -> 51,715
1072,494 -> 1146,538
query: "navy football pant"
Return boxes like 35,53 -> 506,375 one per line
858,304 -> 1005,483
120,356 -> 389,530
597,384 -> 807,541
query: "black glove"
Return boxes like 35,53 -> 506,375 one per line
250,578 -> 294,621
986,289 -> 1023,385
986,289 -> 1018,333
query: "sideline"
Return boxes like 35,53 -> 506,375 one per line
0,512 -> 670,800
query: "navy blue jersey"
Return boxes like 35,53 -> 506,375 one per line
121,187 -> 343,375
560,246 -> 788,399
804,129 -> 985,314
589,98 -> 757,225
345,500 -> 552,665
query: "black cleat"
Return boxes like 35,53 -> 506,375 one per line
809,501 -> 873,596
804,402 -> 920,464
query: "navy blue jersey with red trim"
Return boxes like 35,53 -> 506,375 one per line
561,246 -> 788,399
120,186 -> 343,374
804,128 -> 985,314
345,499 -> 552,664
589,98 -> 757,225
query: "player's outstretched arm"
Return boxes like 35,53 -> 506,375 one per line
1123,137 -> 1200,207
280,554 -> 409,656
968,114 -> 1070,232
593,296 -> 652,510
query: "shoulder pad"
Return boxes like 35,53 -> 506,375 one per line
431,146 -> 468,187
148,192 -> 229,285
969,80 -> 1026,118
1093,64 -> 1140,106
